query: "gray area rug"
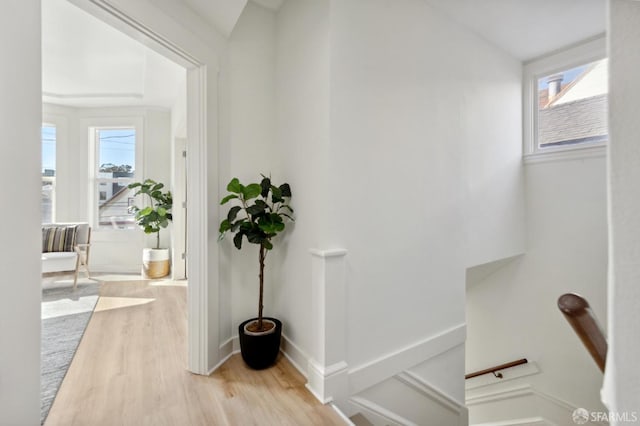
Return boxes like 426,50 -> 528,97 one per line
41,279 -> 99,424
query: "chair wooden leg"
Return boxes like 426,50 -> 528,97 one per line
73,254 -> 81,290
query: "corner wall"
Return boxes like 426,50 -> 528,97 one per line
220,1 -> 279,352
603,0 -> 640,415
0,0 -> 42,423
328,0 -> 522,397
466,155 -> 608,418
259,0 -> 524,410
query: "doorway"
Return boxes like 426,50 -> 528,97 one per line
44,0 -> 213,376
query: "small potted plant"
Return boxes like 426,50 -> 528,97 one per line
128,179 -> 173,278
219,175 -> 293,369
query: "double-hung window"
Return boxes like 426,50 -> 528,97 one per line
93,127 -> 137,229
524,38 -> 608,159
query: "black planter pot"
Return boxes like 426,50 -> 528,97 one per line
238,317 -> 282,370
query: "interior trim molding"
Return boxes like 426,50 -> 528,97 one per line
348,323 -> 466,396
85,0 -> 205,67
186,65 -> 211,374
43,91 -> 144,100
396,371 -> 467,418
72,0 -> 215,376
466,384 -> 608,426
471,417 -> 552,426
350,396 -> 413,426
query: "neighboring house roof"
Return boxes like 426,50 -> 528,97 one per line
538,94 -> 608,147
538,59 -> 608,147
550,60 -> 608,107
99,185 -> 130,210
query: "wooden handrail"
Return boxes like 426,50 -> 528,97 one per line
557,293 -> 607,372
465,358 -> 528,380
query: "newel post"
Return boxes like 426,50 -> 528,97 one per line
307,248 -> 349,405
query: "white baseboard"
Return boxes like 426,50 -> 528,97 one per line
472,417 -> 552,426
350,396 -> 412,426
280,333 -> 309,378
330,403 -> 356,426
467,384 -> 608,426
211,333 -> 309,379
396,371 -> 468,424
91,264 -> 140,274
348,323 -> 466,395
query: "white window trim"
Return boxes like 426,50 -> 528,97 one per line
88,116 -> 144,231
41,122 -> 57,223
523,35 -> 607,162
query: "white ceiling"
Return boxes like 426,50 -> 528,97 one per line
43,0 -> 606,110
42,0 -> 185,109
423,0 -> 607,61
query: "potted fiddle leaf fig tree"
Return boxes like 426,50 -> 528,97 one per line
128,179 -> 173,279
219,175 -> 293,369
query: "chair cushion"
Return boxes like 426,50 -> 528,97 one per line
42,225 -> 78,253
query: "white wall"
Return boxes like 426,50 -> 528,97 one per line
465,58 -> 525,267
0,0 -> 42,423
326,0 -> 522,396
222,1 -> 278,346
219,0 -> 526,412
43,104 -> 173,272
603,0 -> 640,417
466,156 -> 608,414
269,0 -> 331,360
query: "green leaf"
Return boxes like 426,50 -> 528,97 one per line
219,219 -> 231,233
271,186 -> 283,203
260,177 -> 271,198
258,214 -> 285,234
227,178 -> 244,194
158,207 -> 167,217
220,194 -> 238,205
243,183 -> 262,200
233,232 -> 244,250
279,183 -> 292,198
246,203 -> 266,216
263,240 -> 273,250
140,206 -> 153,216
227,206 -> 241,222
247,229 -> 266,244
128,182 -> 141,189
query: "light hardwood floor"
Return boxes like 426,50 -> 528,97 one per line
45,279 -> 346,426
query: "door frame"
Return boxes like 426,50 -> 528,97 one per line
69,0 -> 216,375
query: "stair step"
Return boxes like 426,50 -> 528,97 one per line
349,413 -> 374,426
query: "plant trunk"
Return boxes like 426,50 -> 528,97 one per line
156,232 -> 160,249
258,245 -> 265,330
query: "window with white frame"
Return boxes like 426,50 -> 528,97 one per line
524,38 -> 608,157
42,124 -> 56,223
93,128 -> 137,229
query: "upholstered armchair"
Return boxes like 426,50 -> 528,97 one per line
42,223 -> 92,289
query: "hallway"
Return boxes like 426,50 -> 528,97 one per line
44,279 -> 345,425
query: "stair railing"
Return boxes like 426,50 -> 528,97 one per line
557,293 -> 607,372
465,358 -> 528,380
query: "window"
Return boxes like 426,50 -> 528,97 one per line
42,125 -> 56,223
94,128 -> 137,229
524,38 -> 608,158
